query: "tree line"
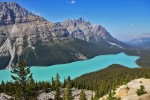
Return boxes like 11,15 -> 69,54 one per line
73,64 -> 150,98
0,60 -> 87,100
1,61 -> 150,99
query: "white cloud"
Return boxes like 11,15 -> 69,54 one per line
130,24 -> 134,26
32,10 -> 41,16
70,0 -> 76,4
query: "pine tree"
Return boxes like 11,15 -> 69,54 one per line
107,90 -> 117,100
79,89 -> 87,100
94,89 -> 100,99
26,75 -> 38,99
64,82 -> 73,100
67,76 -> 71,83
63,78 -> 67,88
0,81 -> 5,93
51,77 -> 55,90
136,85 -> 147,96
91,92 -> 94,100
54,73 -> 62,100
11,60 -> 33,100
62,90 -> 66,100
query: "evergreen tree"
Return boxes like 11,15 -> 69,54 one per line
63,78 -> 67,88
64,82 -> 73,100
51,77 -> 55,90
62,90 -> 66,100
0,81 -> 5,93
42,81 -> 47,93
79,89 -> 87,100
54,73 -> 62,100
136,85 -> 147,96
67,76 -> 71,83
26,76 -> 38,99
90,92 -> 94,100
11,60 -> 33,100
73,64 -> 150,98
107,90 -> 118,100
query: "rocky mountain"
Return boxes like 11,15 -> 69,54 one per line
0,2 -> 71,69
61,18 -> 129,48
0,2 -> 127,69
126,33 -> 150,48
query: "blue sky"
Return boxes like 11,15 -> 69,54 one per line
3,0 -> 150,41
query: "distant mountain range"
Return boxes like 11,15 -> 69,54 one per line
0,2 -> 130,69
126,33 -> 150,48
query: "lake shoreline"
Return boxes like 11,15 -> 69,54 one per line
0,52 -> 139,83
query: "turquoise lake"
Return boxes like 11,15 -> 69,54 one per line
0,53 -> 139,82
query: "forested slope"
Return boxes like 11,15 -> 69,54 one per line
73,64 -> 150,98
19,38 -> 122,67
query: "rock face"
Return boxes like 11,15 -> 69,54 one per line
62,18 -> 129,48
100,78 -> 150,100
0,2 -> 33,25
37,88 -> 94,100
0,2 -> 70,68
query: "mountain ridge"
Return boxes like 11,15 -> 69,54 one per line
0,1 -> 46,25
61,18 -> 130,49
0,1 -> 71,69
0,1 -> 128,69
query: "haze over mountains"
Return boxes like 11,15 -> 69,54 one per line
0,2 -> 134,69
126,33 -> 150,48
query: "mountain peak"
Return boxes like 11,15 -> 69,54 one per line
76,18 -> 86,23
75,18 -> 91,25
0,1 -> 32,15
0,1 -> 41,25
63,18 -> 91,29
0,1 -> 18,5
62,18 -> 130,49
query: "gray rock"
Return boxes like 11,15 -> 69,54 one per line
62,18 -> 129,48
37,88 -> 95,100
0,93 -> 11,100
100,78 -> 150,100
0,2 -> 70,68
0,2 -> 130,69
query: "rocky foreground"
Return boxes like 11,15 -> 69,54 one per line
0,88 -> 94,100
1,78 -> 150,100
100,78 -> 150,100
38,88 -> 94,100
0,93 -> 11,100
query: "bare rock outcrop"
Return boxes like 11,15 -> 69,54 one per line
100,78 -> 150,100
0,93 -> 11,100
38,88 -> 95,100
